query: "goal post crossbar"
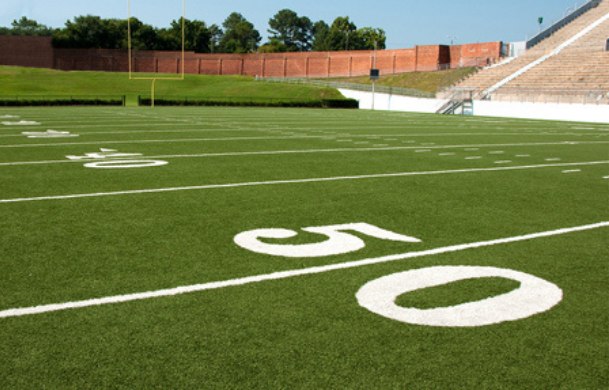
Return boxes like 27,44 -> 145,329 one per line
127,0 -> 185,106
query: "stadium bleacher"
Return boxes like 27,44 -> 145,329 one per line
447,0 -> 609,104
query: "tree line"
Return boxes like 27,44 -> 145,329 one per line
0,10 -> 386,53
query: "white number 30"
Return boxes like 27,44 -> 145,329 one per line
234,222 -> 420,258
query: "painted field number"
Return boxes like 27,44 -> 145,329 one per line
83,160 -> 168,169
356,266 -> 563,327
66,149 -> 168,169
234,222 -> 421,258
235,223 -> 563,327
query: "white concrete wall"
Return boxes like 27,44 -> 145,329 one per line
339,89 -> 609,123
473,100 -> 609,123
339,89 -> 449,113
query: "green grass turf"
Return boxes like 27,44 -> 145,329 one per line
0,66 -> 343,106
0,106 -> 608,388
328,67 -> 478,93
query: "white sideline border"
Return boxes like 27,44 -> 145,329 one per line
1,160 -> 608,204
1,221 -> 607,319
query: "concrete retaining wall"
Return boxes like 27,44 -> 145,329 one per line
339,89 -> 609,123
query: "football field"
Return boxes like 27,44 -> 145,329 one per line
1,106 -> 608,388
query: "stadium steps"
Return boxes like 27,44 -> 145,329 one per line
446,1 -> 609,102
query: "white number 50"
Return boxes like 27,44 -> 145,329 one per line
234,222 -> 420,258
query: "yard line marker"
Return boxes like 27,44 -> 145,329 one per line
0,140 -> 609,154
1,139 -> 607,150
465,156 -> 482,160
0,135 -> 324,149
562,170 -> 581,173
1,161 -> 608,204
1,221 -> 607,319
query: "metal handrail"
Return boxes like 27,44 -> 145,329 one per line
256,64 -> 452,81
526,0 -> 602,49
259,77 -> 436,98
492,86 -> 606,95
440,85 -> 608,104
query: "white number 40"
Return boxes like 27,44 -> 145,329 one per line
234,222 -> 420,258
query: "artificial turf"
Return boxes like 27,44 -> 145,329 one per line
0,106 -> 607,388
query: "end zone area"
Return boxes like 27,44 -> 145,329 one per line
1,107 -> 608,388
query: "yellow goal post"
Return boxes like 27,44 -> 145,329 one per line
127,0 -> 185,107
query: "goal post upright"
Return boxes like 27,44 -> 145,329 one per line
127,0 -> 185,107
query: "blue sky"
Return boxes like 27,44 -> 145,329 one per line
0,0 -> 589,49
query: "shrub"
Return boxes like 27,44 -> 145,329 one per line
0,97 -> 125,106
138,97 -> 358,109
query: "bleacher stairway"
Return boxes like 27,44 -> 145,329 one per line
445,0 -> 609,104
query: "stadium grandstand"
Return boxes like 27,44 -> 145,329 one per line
443,0 -> 609,105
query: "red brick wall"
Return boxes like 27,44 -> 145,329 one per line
0,35 -> 54,68
53,48 -> 127,72
450,42 -> 502,67
449,45 -> 462,68
415,45 -> 448,70
0,35 -> 503,77
392,49 -> 417,72
53,45 -> 502,77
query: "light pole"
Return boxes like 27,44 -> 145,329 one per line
446,35 -> 458,46
369,41 -> 380,111
344,30 -> 351,50
372,41 -> 377,110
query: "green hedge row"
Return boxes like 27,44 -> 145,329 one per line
321,99 -> 360,109
139,97 -> 359,109
0,98 -> 125,107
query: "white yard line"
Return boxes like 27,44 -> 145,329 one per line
0,129 -> 606,138
0,140 -> 607,167
0,135 -> 324,149
1,221 -> 607,319
1,161 -> 607,203
0,139 -> 606,160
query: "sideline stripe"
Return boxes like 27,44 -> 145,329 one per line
1,221 -> 607,319
1,161 -> 608,203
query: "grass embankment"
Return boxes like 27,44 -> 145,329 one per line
329,67 -> 477,93
0,66 -> 343,106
